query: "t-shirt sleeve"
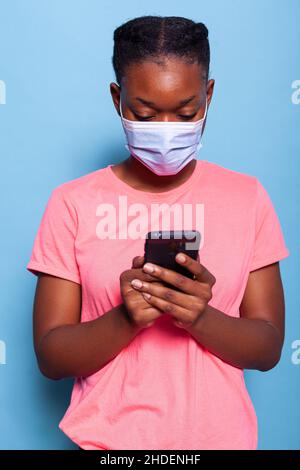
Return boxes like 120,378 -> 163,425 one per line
249,178 -> 290,272
26,186 -> 81,284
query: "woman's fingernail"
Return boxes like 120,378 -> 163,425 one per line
131,279 -> 143,289
142,292 -> 151,299
143,263 -> 155,273
176,253 -> 186,263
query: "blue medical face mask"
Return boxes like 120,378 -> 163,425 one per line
119,96 -> 208,176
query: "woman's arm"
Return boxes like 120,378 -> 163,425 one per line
33,274 -> 141,380
185,262 -> 285,371
132,256 -> 285,371
33,255 -> 163,380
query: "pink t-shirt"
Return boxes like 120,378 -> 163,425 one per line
26,159 -> 289,450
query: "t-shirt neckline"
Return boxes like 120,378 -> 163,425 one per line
105,159 -> 206,199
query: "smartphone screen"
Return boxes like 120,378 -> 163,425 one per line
144,230 -> 201,280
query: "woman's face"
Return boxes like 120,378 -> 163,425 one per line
110,57 -> 215,126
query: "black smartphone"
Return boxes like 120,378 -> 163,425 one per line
144,230 -> 201,280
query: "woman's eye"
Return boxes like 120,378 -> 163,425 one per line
178,113 -> 197,120
134,114 -> 155,121
134,113 -> 198,121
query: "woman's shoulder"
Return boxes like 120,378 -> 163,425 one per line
202,159 -> 259,197
49,165 -> 110,203
203,159 -> 257,185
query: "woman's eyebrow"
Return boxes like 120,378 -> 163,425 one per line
135,95 -> 196,109
178,95 -> 197,106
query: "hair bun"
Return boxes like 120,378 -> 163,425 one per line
114,21 -> 155,44
192,23 -> 208,41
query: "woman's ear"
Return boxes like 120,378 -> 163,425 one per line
110,82 -> 121,116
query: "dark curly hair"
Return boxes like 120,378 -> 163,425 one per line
112,15 -> 210,85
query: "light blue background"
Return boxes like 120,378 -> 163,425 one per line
0,0 -> 299,450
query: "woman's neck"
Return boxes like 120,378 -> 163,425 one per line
111,156 -> 197,193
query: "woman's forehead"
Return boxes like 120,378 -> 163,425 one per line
121,58 -> 206,104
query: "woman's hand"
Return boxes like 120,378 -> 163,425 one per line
130,253 -> 216,329
120,255 -> 165,329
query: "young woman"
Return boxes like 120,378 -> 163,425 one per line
27,16 -> 289,450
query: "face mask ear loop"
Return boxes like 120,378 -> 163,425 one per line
119,95 -> 128,131
192,96 -> 208,128
201,96 -> 208,122
119,95 -> 134,130
198,96 -> 208,139
195,97 -> 208,152
119,95 -> 124,120
119,95 -> 131,152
